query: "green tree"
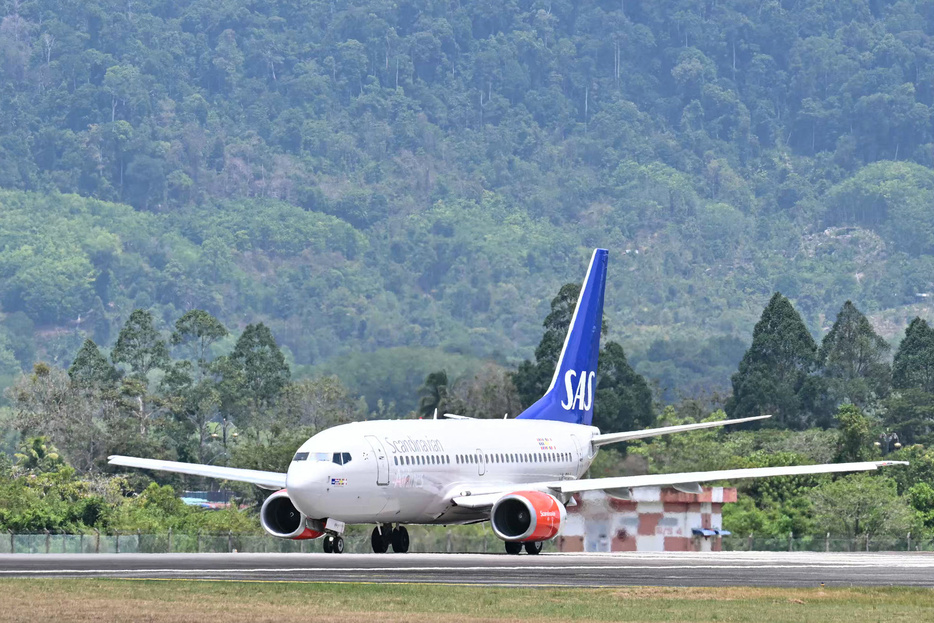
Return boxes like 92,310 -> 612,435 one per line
833,404 -> 879,463
892,317 -> 934,393
226,323 -> 290,419
884,389 -> 934,445
593,342 -> 654,432
726,293 -> 818,429
171,310 -> 228,375
513,282 -> 581,408
68,339 -> 118,388
811,474 -> 912,540
111,309 -> 170,380
818,301 -> 891,408
417,370 -> 450,417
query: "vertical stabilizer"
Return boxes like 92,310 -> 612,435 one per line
517,249 -> 608,426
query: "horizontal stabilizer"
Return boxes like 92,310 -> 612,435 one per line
108,455 -> 286,490
555,460 -> 909,495
591,415 -> 771,447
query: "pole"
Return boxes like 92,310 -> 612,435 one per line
788,532 -> 793,552
747,533 -> 753,551
866,533 -> 870,552
228,531 -> 233,553
95,529 -> 100,554
168,528 -> 173,553
197,531 -> 201,553
115,531 -> 120,554
9,530 -> 13,554
908,532 -> 911,552
45,530 -> 51,554
825,532 -> 830,553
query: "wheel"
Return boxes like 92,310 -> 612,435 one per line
525,541 -> 543,555
333,536 -> 345,554
391,526 -> 410,553
322,536 -> 333,553
371,527 -> 389,553
504,541 -> 522,555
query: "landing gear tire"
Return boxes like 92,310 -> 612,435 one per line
391,526 -> 410,553
371,526 -> 389,553
504,541 -> 523,555
525,541 -> 543,555
332,536 -> 345,554
322,536 -> 333,554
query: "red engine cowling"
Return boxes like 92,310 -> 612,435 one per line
260,490 -> 325,540
490,491 -> 566,542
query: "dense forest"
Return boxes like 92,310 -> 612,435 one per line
1,0 -> 934,406
2,0 -> 934,541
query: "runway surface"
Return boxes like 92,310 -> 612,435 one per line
0,551 -> 932,587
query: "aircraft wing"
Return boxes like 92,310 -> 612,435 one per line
449,460 -> 908,509
551,460 -> 908,495
591,415 -> 771,448
108,455 -> 286,490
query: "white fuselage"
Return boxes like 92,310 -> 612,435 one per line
285,419 -> 599,525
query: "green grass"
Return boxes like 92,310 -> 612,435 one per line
0,579 -> 931,622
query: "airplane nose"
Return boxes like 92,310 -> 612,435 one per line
286,462 -> 328,518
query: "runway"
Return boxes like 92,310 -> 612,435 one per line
0,551 -> 932,587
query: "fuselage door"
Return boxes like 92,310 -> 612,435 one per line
477,449 -> 486,476
365,435 -> 390,486
572,435 -> 584,472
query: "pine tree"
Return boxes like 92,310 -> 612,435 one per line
892,317 -> 934,393
594,342 -> 654,432
68,339 -> 118,388
726,292 -> 817,429
111,309 -> 170,380
818,300 -> 891,407
511,282 -> 652,429
229,323 -> 290,413
512,282 -> 580,408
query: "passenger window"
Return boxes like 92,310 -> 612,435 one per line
405,456 -> 410,465
393,456 -> 398,465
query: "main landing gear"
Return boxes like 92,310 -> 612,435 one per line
504,540 -> 543,555
370,525 -> 409,553
322,534 -> 344,554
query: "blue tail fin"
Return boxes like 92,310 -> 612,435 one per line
517,248 -> 608,426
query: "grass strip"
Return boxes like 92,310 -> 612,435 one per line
0,579 -> 931,622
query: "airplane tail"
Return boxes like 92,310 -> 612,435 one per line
517,248 -> 608,427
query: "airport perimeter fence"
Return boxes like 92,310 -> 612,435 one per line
2,530 -> 933,554
721,533 -> 934,553
0,528 -> 508,555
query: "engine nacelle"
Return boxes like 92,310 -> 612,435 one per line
490,490 -> 566,542
260,490 -> 324,540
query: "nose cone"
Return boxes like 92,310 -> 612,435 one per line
286,461 -> 328,518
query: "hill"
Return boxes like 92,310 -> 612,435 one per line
1,1 -> 934,404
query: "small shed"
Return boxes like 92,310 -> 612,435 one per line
557,486 -> 737,552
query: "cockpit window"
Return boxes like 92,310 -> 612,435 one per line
332,452 -> 353,465
293,452 -> 309,462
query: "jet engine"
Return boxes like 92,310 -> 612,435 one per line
260,490 -> 324,540
490,490 -> 566,542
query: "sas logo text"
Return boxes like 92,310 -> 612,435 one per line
561,370 -> 595,411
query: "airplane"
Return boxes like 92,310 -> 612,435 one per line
109,248 -> 907,555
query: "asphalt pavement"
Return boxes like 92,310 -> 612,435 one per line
0,551 -> 931,587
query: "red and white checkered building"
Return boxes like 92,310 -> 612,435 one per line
557,487 -> 738,552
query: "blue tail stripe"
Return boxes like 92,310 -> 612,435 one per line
518,249 -> 608,426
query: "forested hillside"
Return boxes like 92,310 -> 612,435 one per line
2,0 -> 934,405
